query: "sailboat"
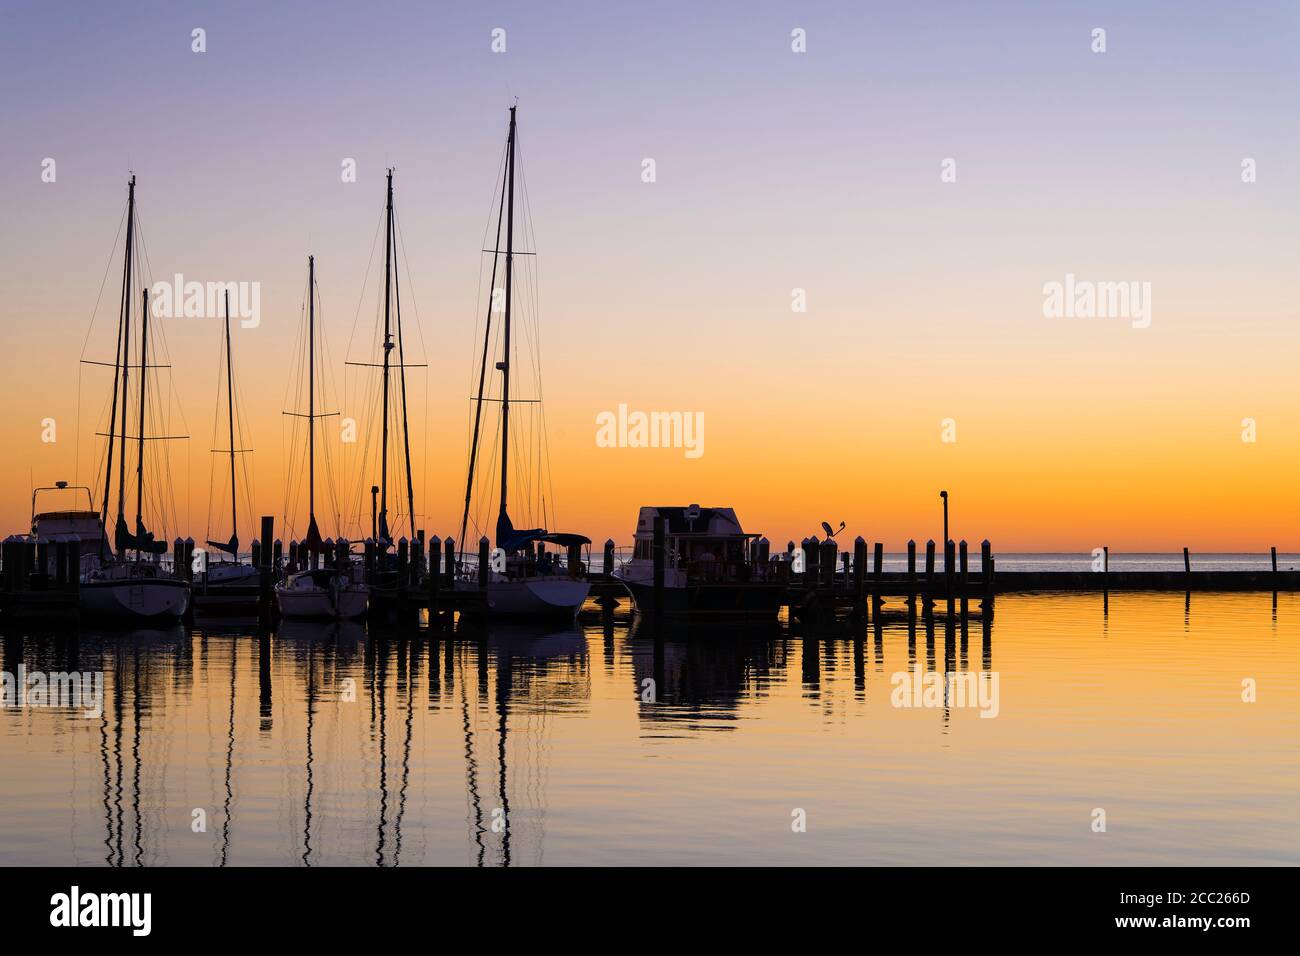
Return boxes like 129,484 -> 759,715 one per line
275,255 -> 369,620
347,169 -> 422,592
80,175 -> 190,621
196,290 -> 259,594
457,106 -> 591,618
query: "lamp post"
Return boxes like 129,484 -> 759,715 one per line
940,490 -> 949,546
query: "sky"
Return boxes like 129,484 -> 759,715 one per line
1,0 -> 1297,551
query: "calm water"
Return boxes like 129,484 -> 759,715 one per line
1,592 -> 1297,866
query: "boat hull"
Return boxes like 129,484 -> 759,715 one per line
276,584 -> 368,620
80,578 -> 191,621
621,578 -> 785,620
457,576 -> 591,619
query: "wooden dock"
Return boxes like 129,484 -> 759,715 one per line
3,521 -> 1297,627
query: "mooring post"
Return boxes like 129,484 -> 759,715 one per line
1271,546 -> 1277,576
411,535 -> 424,587
54,540 -> 67,588
174,537 -> 186,580
568,541 -> 582,579
444,537 -> 455,586
397,538 -> 409,595
982,539 -> 994,605
260,517 -> 274,563
1183,547 -> 1191,575
20,539 -> 35,587
427,535 -> 441,613
959,539 -> 969,613
907,540 -> 917,599
924,539 -> 936,603
478,536 -> 490,591
603,539 -> 615,580
67,537 -> 80,594
872,541 -> 884,604
272,539 -> 283,580
944,539 -> 955,604
821,538 -> 837,589
652,516 -> 667,616
853,536 -> 867,603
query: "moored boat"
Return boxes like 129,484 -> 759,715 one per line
79,175 -> 190,621
275,254 -> 369,620
276,567 -> 368,620
615,505 -> 786,619
454,105 -> 591,620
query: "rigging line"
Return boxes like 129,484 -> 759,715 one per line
389,204 -> 417,542
460,151 -> 509,550
76,202 -> 128,493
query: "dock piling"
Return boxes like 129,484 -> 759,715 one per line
872,541 -> 884,605
853,536 -> 866,604
652,516 -> 667,615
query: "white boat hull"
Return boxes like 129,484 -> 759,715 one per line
458,575 -> 590,618
276,583 -> 368,620
80,578 -> 190,621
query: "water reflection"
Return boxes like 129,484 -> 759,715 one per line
1,592 -> 1298,866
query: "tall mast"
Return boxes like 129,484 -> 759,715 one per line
135,288 -> 148,551
379,169 -> 394,543
308,255 -> 316,523
390,189 -> 417,542
458,158 -> 509,550
99,174 -> 134,551
116,177 -> 136,534
224,290 -> 238,549
498,105 -> 516,532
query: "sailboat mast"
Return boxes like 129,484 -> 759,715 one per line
458,161 -> 508,550
308,255 -> 316,523
116,177 -> 136,532
99,174 -> 134,550
388,174 -> 417,541
499,105 -> 516,530
224,291 -> 238,548
135,288 -> 149,549
379,169 -> 394,541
